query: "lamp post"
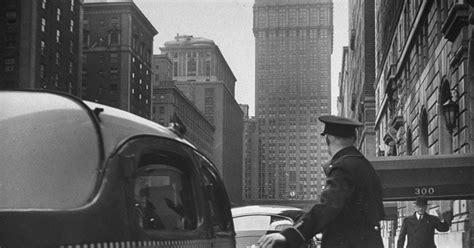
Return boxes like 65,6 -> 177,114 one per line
442,99 -> 459,134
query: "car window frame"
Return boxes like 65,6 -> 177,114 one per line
117,136 -> 210,240
194,152 -> 235,237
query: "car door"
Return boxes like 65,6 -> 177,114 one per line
118,137 -> 213,247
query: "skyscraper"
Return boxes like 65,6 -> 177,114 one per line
0,0 -> 83,95
82,0 -> 157,119
253,0 -> 333,202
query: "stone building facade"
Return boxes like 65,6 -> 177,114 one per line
374,0 -> 474,246
151,81 -> 215,159
83,1 -> 157,119
160,35 -> 244,205
0,0 -> 83,95
343,0 -> 377,157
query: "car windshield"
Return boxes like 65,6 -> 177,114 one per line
233,214 -> 293,232
0,92 -> 101,209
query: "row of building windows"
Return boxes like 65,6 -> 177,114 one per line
256,28 -> 330,39
42,0 -> 75,12
256,7 -> 330,28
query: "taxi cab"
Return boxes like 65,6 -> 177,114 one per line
0,90 -> 235,247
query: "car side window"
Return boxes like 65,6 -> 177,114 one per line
195,153 -> 233,233
133,146 -> 198,232
134,163 -> 196,231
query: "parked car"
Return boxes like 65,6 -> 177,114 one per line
0,90 -> 235,247
232,205 -> 319,248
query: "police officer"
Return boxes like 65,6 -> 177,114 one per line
257,115 -> 385,248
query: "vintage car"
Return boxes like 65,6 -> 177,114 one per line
231,205 -> 319,248
0,90 -> 235,247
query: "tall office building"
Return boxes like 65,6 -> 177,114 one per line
253,0 -> 333,202
160,35 -> 244,205
0,0 -> 83,95
241,104 -> 259,201
82,0 -> 157,119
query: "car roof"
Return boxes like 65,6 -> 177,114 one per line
2,90 -> 196,157
84,101 -> 195,155
231,205 -> 305,217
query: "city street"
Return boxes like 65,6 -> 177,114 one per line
1,0 -> 473,247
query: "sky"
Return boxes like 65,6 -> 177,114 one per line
133,0 -> 349,116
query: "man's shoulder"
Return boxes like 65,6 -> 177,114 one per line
404,214 -> 416,219
330,153 -> 369,171
424,213 -> 439,220
403,214 -> 417,221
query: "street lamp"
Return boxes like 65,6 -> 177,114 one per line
442,99 -> 459,134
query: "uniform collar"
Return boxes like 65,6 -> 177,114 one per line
329,146 -> 360,163
323,146 -> 360,175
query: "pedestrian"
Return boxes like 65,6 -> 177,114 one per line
257,115 -> 385,248
397,196 -> 453,248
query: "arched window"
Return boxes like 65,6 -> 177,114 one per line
419,106 -> 429,155
187,58 -> 196,76
406,127 -> 413,155
439,78 -> 452,154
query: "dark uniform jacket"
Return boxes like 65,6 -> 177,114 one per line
396,213 -> 450,248
280,146 -> 385,248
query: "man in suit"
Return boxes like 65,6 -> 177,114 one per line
257,115 -> 385,248
397,196 -> 453,248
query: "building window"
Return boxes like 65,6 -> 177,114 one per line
205,60 -> 211,76
70,20 -> 74,32
109,31 -> 120,45
69,40 -> 74,53
56,29 -> 61,43
41,40 -> 46,55
40,64 -> 45,78
173,61 -> 178,76
83,31 -> 90,46
111,17 -> 119,28
110,83 -> 118,91
69,61 -> 73,74
132,35 -> 138,50
56,8 -> 61,22
6,32 -> 16,47
419,106 -> 429,155
159,106 -> 165,114
54,74 -> 59,88
5,57 -> 15,72
42,0 -> 47,9
56,52 -> 60,65
110,53 -> 118,63
406,128 -> 413,155
204,88 -> 215,121
6,10 -> 17,24
70,0 -> 74,11
41,18 -> 46,32
187,58 -> 196,76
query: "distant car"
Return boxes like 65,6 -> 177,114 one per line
232,205 -> 318,248
0,90 -> 235,247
